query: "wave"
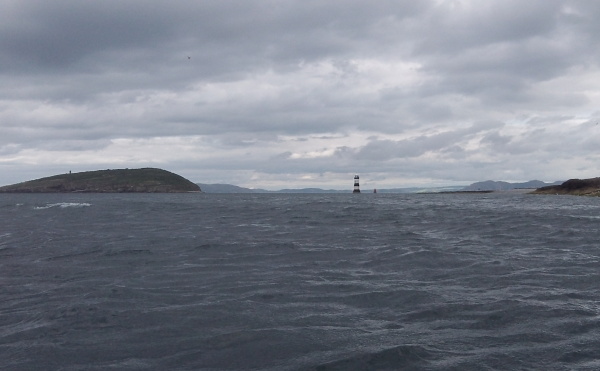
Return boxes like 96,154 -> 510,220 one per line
33,202 -> 92,210
3,192 -> 600,370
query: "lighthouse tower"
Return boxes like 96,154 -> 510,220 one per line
353,175 -> 361,193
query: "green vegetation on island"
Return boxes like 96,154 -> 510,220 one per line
0,168 -> 201,193
532,177 -> 600,196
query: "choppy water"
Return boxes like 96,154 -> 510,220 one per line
1,192 -> 600,370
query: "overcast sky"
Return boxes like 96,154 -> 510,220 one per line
2,1 -> 600,189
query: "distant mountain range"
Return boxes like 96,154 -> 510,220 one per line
197,183 -> 465,193
198,180 -> 564,193
197,184 -> 344,193
196,183 -> 264,193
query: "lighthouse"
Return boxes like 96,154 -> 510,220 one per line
353,175 -> 360,193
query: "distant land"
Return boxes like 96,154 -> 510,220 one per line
0,168 -> 201,193
532,177 -> 600,196
196,183 -> 468,194
460,180 -> 563,191
6,172 -> 590,194
196,183 -> 268,193
197,180 -> 571,194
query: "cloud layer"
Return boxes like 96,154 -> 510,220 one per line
2,0 -> 600,189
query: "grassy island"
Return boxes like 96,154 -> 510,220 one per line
0,168 -> 201,193
532,177 -> 600,197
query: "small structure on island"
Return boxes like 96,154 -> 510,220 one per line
353,175 -> 361,193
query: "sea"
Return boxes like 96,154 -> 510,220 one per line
1,192 -> 600,370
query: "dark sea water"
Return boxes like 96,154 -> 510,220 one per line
1,192 -> 600,370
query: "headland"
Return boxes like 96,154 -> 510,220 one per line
531,177 -> 600,196
0,168 -> 201,193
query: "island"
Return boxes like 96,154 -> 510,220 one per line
0,168 -> 201,193
531,177 -> 600,196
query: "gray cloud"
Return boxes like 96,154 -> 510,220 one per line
1,0 -> 600,188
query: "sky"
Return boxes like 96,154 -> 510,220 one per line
2,0 -> 600,190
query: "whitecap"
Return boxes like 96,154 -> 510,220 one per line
34,202 -> 92,210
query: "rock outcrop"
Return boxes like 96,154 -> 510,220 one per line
0,168 -> 201,193
532,177 -> 600,196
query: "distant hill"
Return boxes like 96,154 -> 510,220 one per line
196,184 -> 342,193
0,168 -> 201,193
273,188 -> 346,193
461,180 -> 562,191
196,183 -> 266,193
377,186 -> 465,193
532,177 -> 600,196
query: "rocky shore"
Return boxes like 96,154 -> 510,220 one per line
531,177 -> 600,196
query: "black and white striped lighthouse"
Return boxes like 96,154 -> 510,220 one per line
353,175 -> 360,193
